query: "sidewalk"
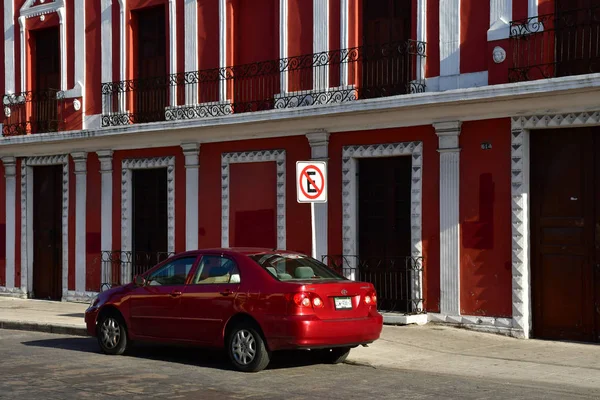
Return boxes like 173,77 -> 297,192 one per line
1,296 -> 600,390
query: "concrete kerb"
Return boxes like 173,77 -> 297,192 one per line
0,320 -> 89,337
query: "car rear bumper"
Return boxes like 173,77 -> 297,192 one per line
265,312 -> 383,351
84,307 -> 99,336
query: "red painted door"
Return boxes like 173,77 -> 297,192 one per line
129,255 -> 198,339
178,255 -> 241,344
531,128 -> 600,342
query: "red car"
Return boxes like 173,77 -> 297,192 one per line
84,248 -> 383,372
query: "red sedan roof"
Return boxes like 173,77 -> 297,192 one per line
178,248 -> 304,257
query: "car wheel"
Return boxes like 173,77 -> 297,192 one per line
96,312 -> 129,355
227,323 -> 270,372
321,347 -> 351,364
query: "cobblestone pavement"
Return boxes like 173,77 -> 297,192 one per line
0,329 -> 597,400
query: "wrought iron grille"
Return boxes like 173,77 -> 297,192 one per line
99,250 -> 175,291
509,6 -> 600,82
322,255 -> 424,315
2,89 -> 63,136
101,40 -> 426,127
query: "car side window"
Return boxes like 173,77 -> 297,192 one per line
147,256 -> 197,286
192,255 -> 241,285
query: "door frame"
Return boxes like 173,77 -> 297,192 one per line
511,111 -> 600,339
121,156 -> 176,284
20,155 -> 69,299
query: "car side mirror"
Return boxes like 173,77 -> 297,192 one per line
133,275 -> 146,287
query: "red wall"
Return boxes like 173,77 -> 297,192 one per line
230,162 -> 277,248
0,164 -> 5,286
460,0 -> 489,74
329,126 -> 441,312
86,154 -> 102,291
459,119 -> 512,317
85,0 -> 102,116
233,0 -> 279,64
198,136 -> 312,255
198,0 -> 219,70
426,0 -> 440,77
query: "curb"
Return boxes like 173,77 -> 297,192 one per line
0,320 -> 89,337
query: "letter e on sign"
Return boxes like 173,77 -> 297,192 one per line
296,161 -> 327,203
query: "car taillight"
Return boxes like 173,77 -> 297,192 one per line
364,291 -> 377,306
290,292 -> 324,308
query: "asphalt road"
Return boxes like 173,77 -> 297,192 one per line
0,329 -> 597,400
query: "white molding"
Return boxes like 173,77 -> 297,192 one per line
279,0 -> 288,93
97,150 -> 113,285
21,155 -> 69,299
306,131 -> 329,261
341,142 -> 423,310
0,286 -> 27,298
313,0 -> 328,89
488,0 -> 512,41
182,143 -> 200,251
426,71 -> 488,91
2,157 -> 16,289
218,0 -> 226,102
221,150 -> 286,249
169,0 -> 177,107
19,0 -> 65,19
184,0 -> 198,105
5,0 -> 15,94
71,152 -> 87,293
435,121 -> 461,316
121,156 -> 176,283
340,0 -> 348,86
439,0 -> 460,77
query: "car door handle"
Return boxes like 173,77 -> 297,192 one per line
220,289 -> 233,296
169,290 -> 182,297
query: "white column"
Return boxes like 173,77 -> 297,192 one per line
169,0 -> 177,106
74,0 -> 85,87
306,131 -> 329,262
340,0 -> 348,86
219,0 -> 227,102
313,0 -> 329,90
184,0 -> 198,105
439,0 -> 460,78
416,0 -> 427,81
18,16 -> 25,93
2,157 -> 16,289
101,0 -> 112,114
280,0 -> 288,93
58,7 -> 67,91
118,0 -> 127,113
488,0 -> 512,41
72,152 -> 87,293
4,0 -> 15,94
97,151 -> 113,285
528,0 -> 538,19
182,143 -> 200,251
434,121 -> 462,316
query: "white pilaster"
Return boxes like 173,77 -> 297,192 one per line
97,150 -> 113,285
340,0 -> 348,86
184,0 -> 198,105
74,0 -> 85,88
4,0 -> 15,94
169,0 -> 177,106
101,0 -> 112,113
439,0 -> 460,77
18,16 -> 25,93
313,0 -> 329,90
182,143 -> 200,251
416,0 -> 427,81
57,7 -> 67,91
434,121 -> 462,316
280,0 -> 288,93
488,0 -> 512,41
72,152 -> 87,293
528,0 -> 538,19
219,0 -> 227,102
118,0 -> 127,112
306,131 -> 329,262
2,157 -> 16,289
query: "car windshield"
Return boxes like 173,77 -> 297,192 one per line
249,253 -> 346,281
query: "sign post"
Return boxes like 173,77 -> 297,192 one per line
296,161 -> 328,259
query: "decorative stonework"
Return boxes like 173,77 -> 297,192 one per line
20,0 -> 63,19
121,156 -> 176,283
221,150 -> 286,249
21,155 -> 69,298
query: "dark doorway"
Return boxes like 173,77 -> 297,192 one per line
531,128 -> 600,342
133,6 -> 168,123
361,0 -> 412,99
132,168 -> 168,278
32,26 -> 60,133
32,165 -> 63,300
358,156 -> 412,312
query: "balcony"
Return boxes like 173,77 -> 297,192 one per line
2,89 -> 64,136
101,40 -> 426,127
510,6 -> 600,82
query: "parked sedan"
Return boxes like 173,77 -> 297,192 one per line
85,248 -> 383,372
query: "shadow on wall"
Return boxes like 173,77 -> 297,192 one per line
462,173 -> 494,250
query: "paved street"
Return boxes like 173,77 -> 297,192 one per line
0,329 -> 598,400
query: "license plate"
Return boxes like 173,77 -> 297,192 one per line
334,297 -> 352,310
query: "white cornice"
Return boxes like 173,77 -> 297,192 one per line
20,0 -> 65,19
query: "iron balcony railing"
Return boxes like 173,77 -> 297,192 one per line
99,250 -> 175,291
2,89 -> 64,136
101,40 -> 426,127
510,6 -> 600,82
322,255 -> 424,315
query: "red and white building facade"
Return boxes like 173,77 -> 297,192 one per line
0,0 -> 599,343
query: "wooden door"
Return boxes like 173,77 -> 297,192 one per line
361,0 -> 412,98
32,165 -> 63,300
33,27 -> 60,133
134,6 -> 168,123
132,168 -> 168,278
531,129 -> 597,342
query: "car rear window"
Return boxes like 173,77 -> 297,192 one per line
249,254 -> 346,281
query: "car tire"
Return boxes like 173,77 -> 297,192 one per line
227,322 -> 270,372
321,347 -> 351,364
96,312 -> 129,356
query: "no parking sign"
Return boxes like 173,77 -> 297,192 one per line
296,161 -> 327,203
